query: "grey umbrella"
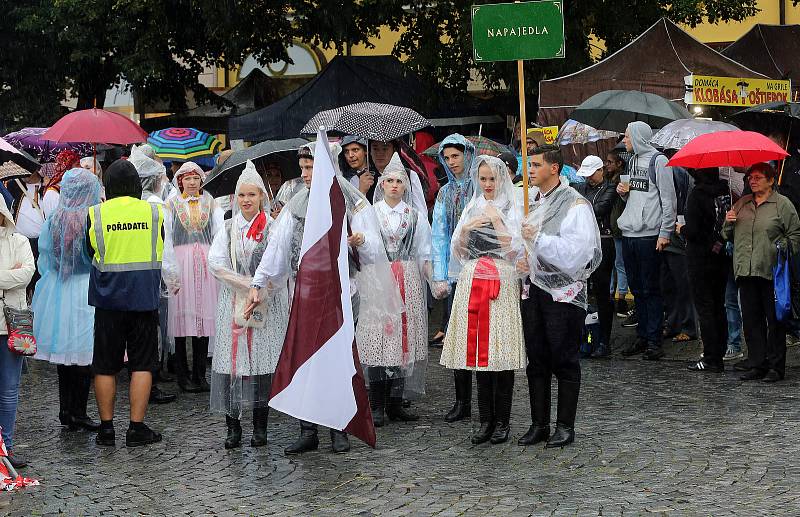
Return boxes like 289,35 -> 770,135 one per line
650,119 -> 739,150
569,90 -> 692,133
203,138 -> 308,197
301,102 -> 430,142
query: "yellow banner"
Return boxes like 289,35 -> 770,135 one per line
685,75 -> 791,107
529,126 -> 559,144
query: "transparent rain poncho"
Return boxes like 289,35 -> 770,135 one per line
31,168 -> 102,366
130,144 -> 168,204
208,160 -> 288,418
360,153 -> 432,399
522,177 -> 602,309
165,161 -> 224,338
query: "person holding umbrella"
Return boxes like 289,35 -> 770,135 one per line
723,163 -> 800,382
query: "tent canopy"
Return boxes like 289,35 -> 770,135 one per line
537,18 -> 766,127
723,24 -> 800,100
141,69 -> 302,134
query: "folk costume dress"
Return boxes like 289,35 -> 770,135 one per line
208,162 -> 289,447
440,155 -> 525,442
357,153 -> 432,424
32,168 -> 102,431
165,162 -> 224,392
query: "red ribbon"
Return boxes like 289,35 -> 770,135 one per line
246,211 -> 267,242
390,261 -> 409,363
466,257 -> 500,368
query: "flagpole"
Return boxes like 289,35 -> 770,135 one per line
518,59 -> 529,216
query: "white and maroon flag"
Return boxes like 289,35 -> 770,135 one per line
269,128 -> 376,447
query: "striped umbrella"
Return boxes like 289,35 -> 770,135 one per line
147,128 -> 222,161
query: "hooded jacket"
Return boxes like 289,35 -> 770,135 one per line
617,121 -> 677,239
681,171 -> 729,258
431,133 -> 475,281
0,197 -> 36,334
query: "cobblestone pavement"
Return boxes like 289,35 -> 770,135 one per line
4,323 -> 800,516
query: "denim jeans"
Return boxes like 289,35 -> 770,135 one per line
0,336 -> 24,450
621,236 -> 663,346
611,237 -> 629,297
725,271 -> 743,351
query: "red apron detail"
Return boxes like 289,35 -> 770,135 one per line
390,261 -> 409,364
466,257 -> 500,368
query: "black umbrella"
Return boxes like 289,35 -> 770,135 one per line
204,138 -> 308,197
569,90 -> 692,133
730,101 -> 800,184
0,137 -> 40,173
301,102 -> 430,142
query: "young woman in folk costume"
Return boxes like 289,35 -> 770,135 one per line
207,161 -> 289,449
357,153 -> 431,426
440,155 -> 526,445
165,162 -> 224,392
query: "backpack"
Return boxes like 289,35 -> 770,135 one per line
648,153 -> 690,215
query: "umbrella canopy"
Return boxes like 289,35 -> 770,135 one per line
570,90 -> 692,132
667,131 -> 788,168
44,108 -> 148,144
3,127 -> 94,162
147,127 -> 223,161
731,101 -> 800,121
650,119 -> 740,150
422,135 -> 510,158
0,137 -> 41,173
557,119 -> 619,145
301,102 -> 430,142
203,138 -> 307,197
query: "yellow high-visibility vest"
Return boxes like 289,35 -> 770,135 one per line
88,197 -> 164,272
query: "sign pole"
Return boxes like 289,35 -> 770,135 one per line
518,59 -> 529,216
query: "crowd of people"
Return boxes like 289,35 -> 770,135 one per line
1,119 -> 798,471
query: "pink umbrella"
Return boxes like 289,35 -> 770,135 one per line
44,108 -> 148,145
667,131 -> 788,169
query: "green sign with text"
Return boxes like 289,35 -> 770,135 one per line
471,1 -> 565,62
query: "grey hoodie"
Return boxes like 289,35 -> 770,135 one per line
617,121 -> 677,239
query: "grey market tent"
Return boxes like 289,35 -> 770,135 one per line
723,24 -> 800,100
537,18 -> 767,127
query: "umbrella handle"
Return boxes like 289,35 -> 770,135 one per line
1,456 -> 19,479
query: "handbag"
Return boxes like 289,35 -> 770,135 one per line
230,224 -> 266,329
774,242 -> 792,322
0,290 -> 36,356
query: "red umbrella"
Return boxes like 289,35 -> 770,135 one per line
43,108 -> 147,145
667,130 -> 788,169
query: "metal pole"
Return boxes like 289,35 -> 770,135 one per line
518,59 -> 529,215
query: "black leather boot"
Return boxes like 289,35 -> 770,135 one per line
57,365 -> 72,427
490,371 -> 514,444
472,372 -> 495,444
251,407 -> 269,447
444,369 -> 472,422
225,416 -> 242,449
546,379 -> 579,448
70,368 -> 100,431
330,430 -> 350,453
174,338 -> 201,393
284,422 -> 319,455
519,377 -> 551,446
386,378 -> 418,422
369,378 -> 386,427
149,384 -> 177,404
192,337 -> 211,392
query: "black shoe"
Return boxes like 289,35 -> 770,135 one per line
372,408 -> 385,427
7,450 -> 27,468
615,299 -> 629,318
470,422 -> 495,444
95,427 -> 116,446
739,369 -> 766,381
149,386 -> 177,404
687,360 -> 723,373
250,408 -> 268,447
643,347 -> 664,361
762,369 -> 782,383
330,430 -> 350,453
177,377 -> 202,393
70,415 -> 101,431
225,416 -> 242,449
733,360 -> 752,372
386,405 -> 419,422
193,377 -> 211,393
489,423 -> 510,444
125,424 -> 163,447
428,332 -> 445,345
621,310 -> 638,327
590,343 -> 609,358
518,424 -> 550,446
284,429 -> 319,455
621,338 -> 647,357
444,401 -> 471,422
545,424 -> 575,448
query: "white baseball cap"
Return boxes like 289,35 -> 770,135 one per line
577,155 -> 604,177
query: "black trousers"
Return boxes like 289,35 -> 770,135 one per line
661,251 -> 698,337
688,254 -> 729,366
521,284 -> 585,385
738,276 -> 787,376
589,238 -> 616,346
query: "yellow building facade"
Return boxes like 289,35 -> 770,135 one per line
684,0 -> 800,44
